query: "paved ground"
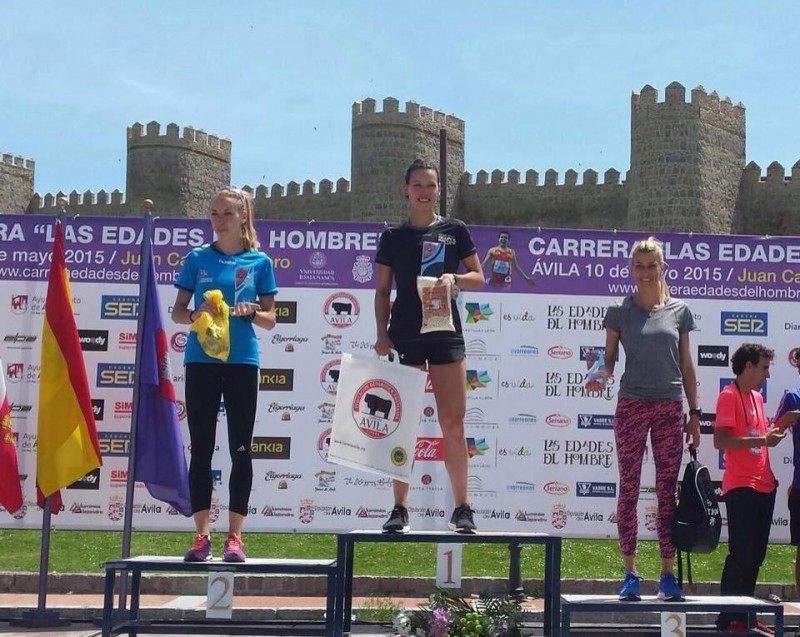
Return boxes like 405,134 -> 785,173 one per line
0,593 -> 798,636
0,577 -> 798,635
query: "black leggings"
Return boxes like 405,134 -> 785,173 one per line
717,487 -> 776,628
185,363 -> 258,516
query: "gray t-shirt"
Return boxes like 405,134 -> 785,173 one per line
603,296 -> 696,400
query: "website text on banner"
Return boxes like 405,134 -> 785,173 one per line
1,215 -> 798,539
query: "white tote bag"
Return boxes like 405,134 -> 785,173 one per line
327,351 -> 426,482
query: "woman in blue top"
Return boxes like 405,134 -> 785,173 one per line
172,187 -> 277,563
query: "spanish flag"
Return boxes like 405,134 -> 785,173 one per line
36,221 -> 101,509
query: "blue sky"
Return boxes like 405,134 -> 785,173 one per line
2,1 -> 798,197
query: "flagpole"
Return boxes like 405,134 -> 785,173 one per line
117,200 -> 154,610
11,203 -> 71,628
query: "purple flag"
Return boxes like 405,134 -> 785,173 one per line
132,237 -> 192,516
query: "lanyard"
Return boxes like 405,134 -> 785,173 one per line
734,380 -> 758,428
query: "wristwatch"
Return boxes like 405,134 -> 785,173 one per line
688,407 -> 703,417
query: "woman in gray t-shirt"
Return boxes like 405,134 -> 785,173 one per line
594,236 -> 701,603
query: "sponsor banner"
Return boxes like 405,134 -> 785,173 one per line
2,217 -> 800,540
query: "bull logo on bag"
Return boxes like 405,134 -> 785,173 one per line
352,379 -> 402,439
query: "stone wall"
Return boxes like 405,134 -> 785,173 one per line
0,154 -> 34,214
350,98 -> 465,223
5,86 -> 800,239
126,122 -> 231,217
453,168 -> 628,230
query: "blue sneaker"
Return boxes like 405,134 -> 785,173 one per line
619,571 -> 642,601
657,572 -> 685,602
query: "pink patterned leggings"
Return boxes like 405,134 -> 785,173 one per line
614,397 -> 684,559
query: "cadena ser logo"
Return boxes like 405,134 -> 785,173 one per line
98,431 -> 130,456
97,363 -> 136,388
274,300 -> 298,324
101,295 -> 139,319
720,311 -> 767,336
323,292 -> 359,328
259,368 -> 295,391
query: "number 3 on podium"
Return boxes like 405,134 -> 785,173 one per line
661,611 -> 685,637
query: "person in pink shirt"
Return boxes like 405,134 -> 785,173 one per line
714,343 -> 798,634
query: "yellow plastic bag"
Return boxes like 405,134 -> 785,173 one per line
190,289 -> 230,361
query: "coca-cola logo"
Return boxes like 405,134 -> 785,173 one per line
545,414 -> 571,427
415,437 -> 444,461
543,481 -> 570,495
547,346 -> 573,359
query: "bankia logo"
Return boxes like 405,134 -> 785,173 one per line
698,345 -> 729,367
97,363 -> 136,388
720,311 -> 768,336
259,368 -> 295,391
274,300 -> 298,324
78,329 -> 109,352
101,295 -> 139,319
576,481 -> 617,498
251,436 -> 291,460
577,414 -> 614,430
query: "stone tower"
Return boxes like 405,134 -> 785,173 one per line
627,82 -> 745,233
126,121 -> 231,217
350,97 -> 465,221
0,153 -> 34,213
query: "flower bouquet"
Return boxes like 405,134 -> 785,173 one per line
392,588 -> 524,637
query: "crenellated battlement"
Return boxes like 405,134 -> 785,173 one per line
6,83 -> 800,235
741,160 -> 800,184
29,189 -> 128,216
631,82 -> 745,135
461,167 -> 624,187
241,177 -> 351,200
352,97 -> 465,136
1,153 -> 34,171
127,121 -> 231,160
